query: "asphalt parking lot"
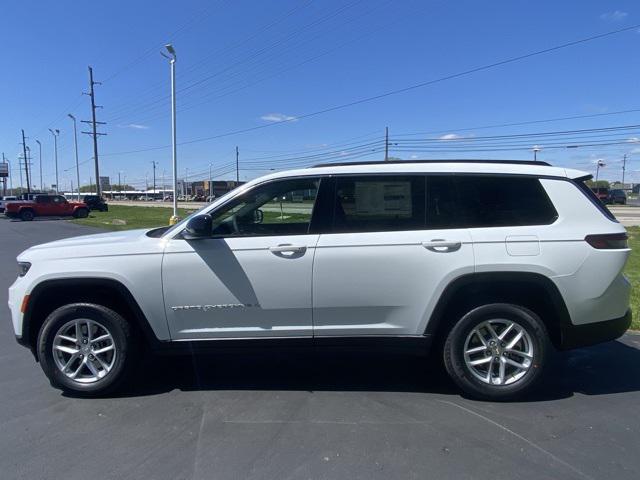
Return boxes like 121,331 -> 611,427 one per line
1,219 -> 640,480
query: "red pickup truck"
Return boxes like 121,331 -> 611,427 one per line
4,194 -> 89,221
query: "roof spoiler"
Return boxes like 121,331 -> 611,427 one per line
573,174 -> 594,182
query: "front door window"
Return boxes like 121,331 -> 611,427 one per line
210,178 -> 320,237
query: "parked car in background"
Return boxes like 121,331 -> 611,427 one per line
82,195 -> 109,212
0,195 -> 18,213
606,189 -> 626,205
590,186 -> 609,202
4,194 -> 89,221
8,160 -> 631,400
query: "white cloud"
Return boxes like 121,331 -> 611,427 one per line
600,10 -> 628,22
261,113 -> 297,122
439,133 -> 460,140
118,123 -> 149,130
627,137 -> 640,143
410,154 -> 418,159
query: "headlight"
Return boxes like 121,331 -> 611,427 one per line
17,262 -> 31,277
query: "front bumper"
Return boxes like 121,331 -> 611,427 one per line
559,308 -> 632,350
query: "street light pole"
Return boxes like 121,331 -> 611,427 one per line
532,146 -> 541,162
68,114 -> 81,200
162,44 -> 179,224
49,129 -> 60,193
595,159 -> 605,197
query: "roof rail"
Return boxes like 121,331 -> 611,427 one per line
312,159 -> 552,168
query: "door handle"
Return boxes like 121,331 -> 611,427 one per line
269,244 -> 306,254
422,240 -> 462,252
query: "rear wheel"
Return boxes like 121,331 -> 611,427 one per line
20,209 -> 35,221
443,303 -> 550,401
37,303 -> 136,396
74,207 -> 89,218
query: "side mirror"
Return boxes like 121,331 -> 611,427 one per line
183,214 -> 212,240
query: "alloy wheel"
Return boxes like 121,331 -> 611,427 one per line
463,319 -> 534,386
52,319 -> 117,383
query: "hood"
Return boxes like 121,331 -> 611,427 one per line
27,228 -> 151,251
18,228 -> 164,263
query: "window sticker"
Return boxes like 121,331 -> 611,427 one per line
354,181 -> 412,217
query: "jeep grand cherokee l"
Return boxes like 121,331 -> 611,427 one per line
7,160 -> 631,400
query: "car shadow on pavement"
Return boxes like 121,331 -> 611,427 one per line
100,337 -> 640,402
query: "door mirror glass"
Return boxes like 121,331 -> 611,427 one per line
183,214 -> 212,240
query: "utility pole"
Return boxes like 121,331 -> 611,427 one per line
35,140 -> 43,192
82,66 -> 106,196
118,171 -> 122,192
151,161 -> 157,199
622,154 -> 627,185
236,146 -> 239,183
21,130 -> 31,194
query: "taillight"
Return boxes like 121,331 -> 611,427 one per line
585,233 -> 628,249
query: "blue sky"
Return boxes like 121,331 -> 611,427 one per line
2,0 -> 640,191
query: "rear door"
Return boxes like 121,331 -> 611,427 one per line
312,174 -> 474,336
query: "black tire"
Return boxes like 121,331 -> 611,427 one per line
74,207 -> 89,218
20,209 -> 35,221
37,303 -> 136,397
443,303 -> 550,401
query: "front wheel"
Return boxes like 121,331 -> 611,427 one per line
20,209 -> 35,221
74,207 -> 89,218
443,303 -> 550,401
37,303 -> 136,396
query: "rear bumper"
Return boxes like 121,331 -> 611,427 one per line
559,308 -> 632,350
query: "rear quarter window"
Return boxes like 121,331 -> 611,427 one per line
454,176 -> 558,228
574,179 -> 617,222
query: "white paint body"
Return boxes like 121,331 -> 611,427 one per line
8,162 -> 631,342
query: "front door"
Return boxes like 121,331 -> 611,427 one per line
162,177 -> 322,340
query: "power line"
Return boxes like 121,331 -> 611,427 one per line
102,22 -> 640,157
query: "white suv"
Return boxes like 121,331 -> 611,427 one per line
7,160 -> 632,400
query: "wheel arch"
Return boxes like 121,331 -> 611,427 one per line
425,272 -> 571,349
23,277 -> 159,359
